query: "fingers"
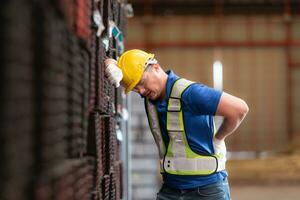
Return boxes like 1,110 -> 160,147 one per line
213,137 -> 227,156
104,58 -> 117,67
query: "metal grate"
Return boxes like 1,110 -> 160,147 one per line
1,0 -> 127,199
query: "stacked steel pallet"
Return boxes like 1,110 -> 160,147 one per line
0,1 -> 35,199
0,0 -> 127,199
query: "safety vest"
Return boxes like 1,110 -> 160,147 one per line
145,78 -> 226,175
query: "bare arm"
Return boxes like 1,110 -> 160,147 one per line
215,92 -> 249,140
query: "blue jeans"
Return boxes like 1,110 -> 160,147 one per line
156,178 -> 231,200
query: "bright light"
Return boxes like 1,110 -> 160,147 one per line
213,60 -> 223,91
213,60 -> 224,129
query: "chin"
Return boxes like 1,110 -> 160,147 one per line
149,93 -> 158,100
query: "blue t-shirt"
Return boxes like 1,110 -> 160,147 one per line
150,70 -> 227,189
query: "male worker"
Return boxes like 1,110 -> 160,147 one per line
104,49 -> 249,200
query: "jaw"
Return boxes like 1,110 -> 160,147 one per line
153,90 -> 165,102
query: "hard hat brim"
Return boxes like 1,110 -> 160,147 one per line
124,71 -> 143,94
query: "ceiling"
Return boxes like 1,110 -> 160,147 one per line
128,0 -> 300,15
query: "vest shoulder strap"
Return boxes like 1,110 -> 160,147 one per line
167,78 -> 194,112
144,99 -> 166,159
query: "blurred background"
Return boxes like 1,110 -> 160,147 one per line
127,0 -> 300,200
1,0 -> 300,200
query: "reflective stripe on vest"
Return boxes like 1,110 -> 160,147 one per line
145,78 -> 225,175
145,99 -> 166,172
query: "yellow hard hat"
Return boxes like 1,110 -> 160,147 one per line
117,49 -> 154,94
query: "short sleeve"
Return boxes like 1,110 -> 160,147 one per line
182,83 -> 222,115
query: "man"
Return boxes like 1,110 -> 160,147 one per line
104,49 -> 249,200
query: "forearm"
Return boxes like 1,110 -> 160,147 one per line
215,116 -> 245,140
215,92 -> 249,140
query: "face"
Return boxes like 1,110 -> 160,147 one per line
133,65 -> 164,100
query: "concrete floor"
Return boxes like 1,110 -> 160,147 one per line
231,185 -> 300,200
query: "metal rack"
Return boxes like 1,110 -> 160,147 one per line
0,0 -> 128,199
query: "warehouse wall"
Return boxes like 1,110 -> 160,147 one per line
292,69 -> 300,140
291,17 -> 300,142
0,0 -> 128,199
127,15 -> 300,152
